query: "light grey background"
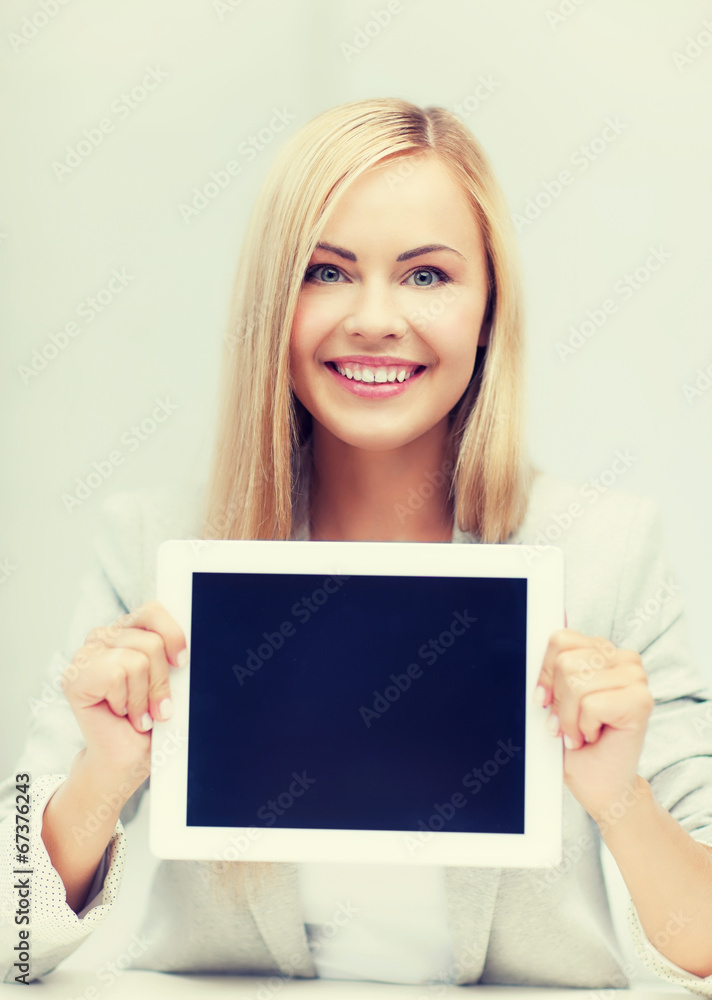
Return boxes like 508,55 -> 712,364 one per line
1,0 -> 710,983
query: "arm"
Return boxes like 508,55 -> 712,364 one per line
0,495 -> 146,983
598,777 -> 712,978
41,746 -> 146,914
536,494 -> 712,994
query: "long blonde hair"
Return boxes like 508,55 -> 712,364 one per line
199,96 -> 535,896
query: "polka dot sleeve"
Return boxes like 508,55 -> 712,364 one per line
1,772 -> 126,984
625,859 -> 712,998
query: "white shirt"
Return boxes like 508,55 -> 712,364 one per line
298,863 -> 456,985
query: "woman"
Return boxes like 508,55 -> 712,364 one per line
2,98 -> 712,992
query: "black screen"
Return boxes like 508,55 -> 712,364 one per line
187,571 -> 527,835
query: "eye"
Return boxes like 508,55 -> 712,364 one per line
304,263 -> 346,284
405,266 -> 451,288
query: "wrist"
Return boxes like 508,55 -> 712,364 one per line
592,775 -> 653,839
73,747 -> 149,807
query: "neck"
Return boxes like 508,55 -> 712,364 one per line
307,420 -> 455,542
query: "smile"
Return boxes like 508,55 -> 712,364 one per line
331,362 -> 421,383
325,361 -> 426,399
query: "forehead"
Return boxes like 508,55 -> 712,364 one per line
321,154 -> 482,254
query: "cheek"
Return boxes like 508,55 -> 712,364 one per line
422,298 -> 484,368
290,295 -> 336,362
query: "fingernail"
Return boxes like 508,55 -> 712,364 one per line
119,704 -> 128,716
534,685 -> 547,707
158,698 -> 173,721
140,712 -> 153,732
563,734 -> 577,750
546,712 -> 560,737
177,649 -> 189,668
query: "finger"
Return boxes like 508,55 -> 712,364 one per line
109,627 -> 173,721
86,601 -> 187,669
126,600 -> 187,669
112,647 -> 153,733
536,630 -> 617,707
62,651 -> 134,723
577,682 -> 654,744
102,663 -> 129,717
553,659 -> 647,748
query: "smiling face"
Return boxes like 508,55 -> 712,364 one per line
289,152 -> 491,454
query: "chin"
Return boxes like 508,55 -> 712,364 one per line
320,420 -> 435,454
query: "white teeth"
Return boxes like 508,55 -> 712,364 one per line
332,362 -> 420,384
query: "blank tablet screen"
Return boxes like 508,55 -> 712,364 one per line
187,572 -> 527,835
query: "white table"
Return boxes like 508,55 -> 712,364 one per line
0,976 -> 690,998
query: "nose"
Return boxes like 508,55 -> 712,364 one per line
343,282 -> 409,342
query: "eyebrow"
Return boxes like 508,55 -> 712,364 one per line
314,241 -> 466,263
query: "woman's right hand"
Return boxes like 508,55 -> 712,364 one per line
61,600 -> 187,799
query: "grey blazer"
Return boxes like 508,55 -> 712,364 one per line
2,471 -> 712,993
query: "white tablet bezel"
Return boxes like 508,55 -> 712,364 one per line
150,539 -> 564,868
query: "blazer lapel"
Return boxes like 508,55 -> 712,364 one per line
444,865 -> 501,984
244,862 -> 316,978
245,861 -> 501,984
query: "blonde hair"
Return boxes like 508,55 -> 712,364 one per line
199,96 -> 536,895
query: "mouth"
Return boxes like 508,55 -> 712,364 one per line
325,360 -> 426,384
324,360 -> 427,398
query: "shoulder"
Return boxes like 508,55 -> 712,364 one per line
92,482 -> 207,610
518,468 -> 661,554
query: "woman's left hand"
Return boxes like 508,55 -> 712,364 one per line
535,626 -> 655,826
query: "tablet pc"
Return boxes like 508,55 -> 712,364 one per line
150,539 -> 564,867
